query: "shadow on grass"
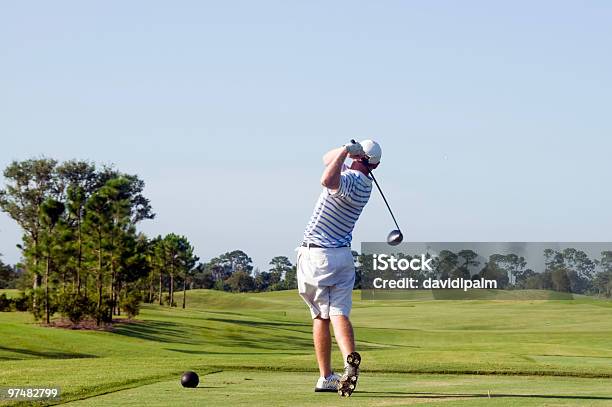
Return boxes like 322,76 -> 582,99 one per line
356,391 -> 612,401
112,316 -> 380,352
0,345 -> 96,360
112,318 -> 313,350
166,348 -> 307,356
206,317 -> 381,351
112,320 -> 200,344
222,331 -> 313,350
207,317 -> 310,328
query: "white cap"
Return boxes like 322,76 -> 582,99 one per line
360,139 -> 382,164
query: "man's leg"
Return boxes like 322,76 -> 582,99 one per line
330,315 -> 355,360
332,314 -> 361,397
313,316 -> 332,378
330,269 -> 360,398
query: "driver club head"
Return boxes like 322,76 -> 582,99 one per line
387,229 -> 403,246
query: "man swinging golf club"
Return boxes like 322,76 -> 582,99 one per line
297,139 -> 382,397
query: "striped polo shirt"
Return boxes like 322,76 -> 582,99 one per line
303,165 -> 373,247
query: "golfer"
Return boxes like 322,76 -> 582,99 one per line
297,139 -> 381,397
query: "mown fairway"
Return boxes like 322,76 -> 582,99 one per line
1,289 -> 612,406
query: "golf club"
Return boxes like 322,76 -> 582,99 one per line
350,140 -> 403,245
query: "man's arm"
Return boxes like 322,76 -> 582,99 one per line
322,147 -> 346,166
320,142 -> 365,191
320,147 -> 349,191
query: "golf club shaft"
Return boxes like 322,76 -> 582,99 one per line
368,170 -> 401,232
349,139 -> 401,232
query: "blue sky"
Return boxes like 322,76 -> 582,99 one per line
1,1 -> 611,269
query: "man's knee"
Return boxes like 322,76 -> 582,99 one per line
330,314 -> 351,324
331,315 -> 354,337
313,317 -> 331,341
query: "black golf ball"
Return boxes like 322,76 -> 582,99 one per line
181,371 -> 199,388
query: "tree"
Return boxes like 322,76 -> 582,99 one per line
147,236 -> 168,305
162,234 -> 198,308
269,256 -> 293,290
543,248 -> 595,294
0,159 -> 60,294
600,251 -> 612,273
114,232 -> 150,315
226,271 -> 255,292
551,268 -> 571,292
456,250 -> 479,279
192,263 -> 215,289
83,184 -> 113,323
39,198 -> 65,324
562,249 -> 596,278
562,248 -> 596,293
207,250 -> 253,291
104,178 -> 137,315
57,160 -> 97,295
210,250 -> 253,276
1,158 -> 166,325
284,266 -> 297,290
544,249 -> 564,270
254,271 -> 272,291
0,255 -> 19,289
357,253 -> 376,289
90,165 -> 155,224
143,236 -> 162,303
479,255 -> 510,288
504,254 -> 527,285
514,268 -> 537,288
0,253 -> 19,289
594,251 -> 612,297
81,176 -> 155,322
436,250 -> 459,279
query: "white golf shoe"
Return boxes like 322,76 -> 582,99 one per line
314,373 -> 340,392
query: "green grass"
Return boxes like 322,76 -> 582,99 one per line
1,290 -> 612,406
0,289 -> 19,299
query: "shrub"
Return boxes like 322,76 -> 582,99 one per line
13,293 -> 28,311
91,299 -> 114,325
120,291 -> 142,319
0,294 -> 11,312
226,271 -> 255,293
58,292 -> 94,324
163,294 -> 176,307
269,282 -> 285,292
26,288 -> 58,321
213,279 -> 228,292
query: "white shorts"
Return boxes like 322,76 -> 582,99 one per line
297,246 -> 355,319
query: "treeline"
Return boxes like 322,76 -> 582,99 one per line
357,248 -> 612,297
0,254 -> 20,289
0,158 -> 157,324
0,158 -> 297,325
188,251 -> 296,293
